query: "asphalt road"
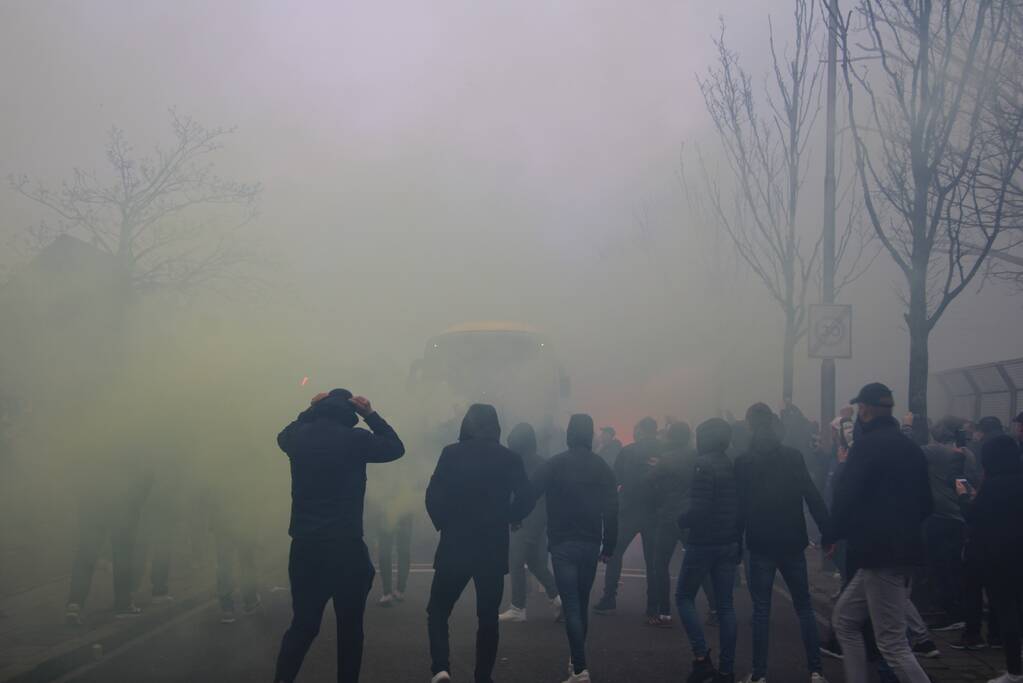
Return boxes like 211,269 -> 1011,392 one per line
63,563 -> 850,683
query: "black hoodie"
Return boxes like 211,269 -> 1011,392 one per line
277,390 -> 405,541
534,414 -> 619,554
960,435 -> 1023,566
508,423 -> 548,540
643,422 -> 698,526
425,404 -> 534,575
735,422 -> 829,558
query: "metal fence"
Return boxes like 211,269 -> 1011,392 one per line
935,357 -> 1023,425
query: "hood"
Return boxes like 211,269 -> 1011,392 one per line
567,413 -> 595,449
299,388 -> 358,427
746,403 -> 782,452
696,418 -> 732,455
982,435 -> 1022,476
507,423 -> 538,457
666,422 -> 692,449
459,403 -> 501,442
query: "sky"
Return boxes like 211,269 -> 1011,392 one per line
2,0 -> 1020,431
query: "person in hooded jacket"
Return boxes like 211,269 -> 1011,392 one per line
533,414 -> 619,683
594,417 -> 662,616
734,404 -> 830,683
822,383 -> 933,683
677,418 -> 742,683
425,404 -> 534,683
273,389 -> 405,683
499,422 -> 561,623
644,421 -> 700,627
957,435 -> 1023,683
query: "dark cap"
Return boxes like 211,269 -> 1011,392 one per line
850,382 -> 894,408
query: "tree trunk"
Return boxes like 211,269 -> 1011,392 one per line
906,272 -> 930,420
783,310 -> 797,404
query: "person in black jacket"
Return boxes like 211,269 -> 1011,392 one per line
823,383 -> 933,683
425,404 -> 534,683
644,421 -> 699,627
735,404 -> 830,683
676,418 -> 741,683
594,417 -> 662,615
273,389 -> 405,683
499,423 -> 561,623
957,435 -> 1023,683
533,413 -> 619,683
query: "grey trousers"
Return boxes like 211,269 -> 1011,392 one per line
508,532 -> 558,609
833,568 -> 931,683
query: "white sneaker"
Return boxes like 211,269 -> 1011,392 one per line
551,595 -> 563,621
431,672 -> 451,683
65,603 -> 83,626
742,676 -> 766,683
988,673 -> 1023,683
393,590 -> 406,602
498,606 -> 527,622
811,674 -> 829,683
561,669 -> 591,683
220,609 -> 237,624
378,594 -> 394,607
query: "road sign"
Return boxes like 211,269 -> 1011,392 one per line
808,304 -> 852,359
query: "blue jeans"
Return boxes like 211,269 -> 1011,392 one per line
551,541 -> 600,674
676,542 -> 739,675
747,550 -> 822,679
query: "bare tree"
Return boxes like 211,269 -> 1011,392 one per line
687,0 -> 871,404
837,0 -> 1023,418
10,109 -> 261,292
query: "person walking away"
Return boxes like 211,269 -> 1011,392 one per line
533,414 -> 618,683
644,421 -> 701,628
596,427 -> 622,471
921,417 -> 968,632
500,423 -> 561,623
957,435 -> 1023,683
734,404 -> 830,683
593,417 -> 662,616
676,418 -> 742,683
273,390 -> 405,683
822,383 -> 933,683
425,404 -> 534,683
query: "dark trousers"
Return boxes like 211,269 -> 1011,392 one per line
988,567 -> 1023,675
652,523 -> 716,617
923,517 -> 965,620
68,499 -> 142,610
378,514 -> 413,595
274,538 -> 375,683
963,545 -> 1000,640
747,550 -> 822,679
427,568 -> 504,683
601,511 -> 656,615
214,529 -> 259,611
676,542 -> 740,675
551,541 -> 600,675
508,531 -> 558,609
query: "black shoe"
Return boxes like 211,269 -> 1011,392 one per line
820,636 -> 844,660
928,617 -> 965,632
686,653 -> 717,683
714,673 -> 734,683
950,633 -> 987,650
988,635 -> 1003,649
593,596 -> 616,615
912,640 -> 940,658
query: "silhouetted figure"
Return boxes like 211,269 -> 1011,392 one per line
273,390 -> 404,683
533,413 -> 618,683
425,404 -> 533,683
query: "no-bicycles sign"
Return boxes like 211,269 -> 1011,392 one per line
809,304 -> 852,359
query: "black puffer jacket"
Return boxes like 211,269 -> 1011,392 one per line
735,431 -> 829,558
614,436 -> 663,514
822,415 -> 933,569
426,404 -> 533,576
678,419 -> 740,546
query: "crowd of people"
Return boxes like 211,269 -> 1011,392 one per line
58,382 -> 1023,683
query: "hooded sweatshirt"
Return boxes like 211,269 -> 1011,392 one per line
735,417 -> 830,558
277,389 -> 405,541
534,414 -> 619,553
678,419 -> 741,546
425,404 -> 533,575
508,423 -> 548,539
644,422 -> 698,526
